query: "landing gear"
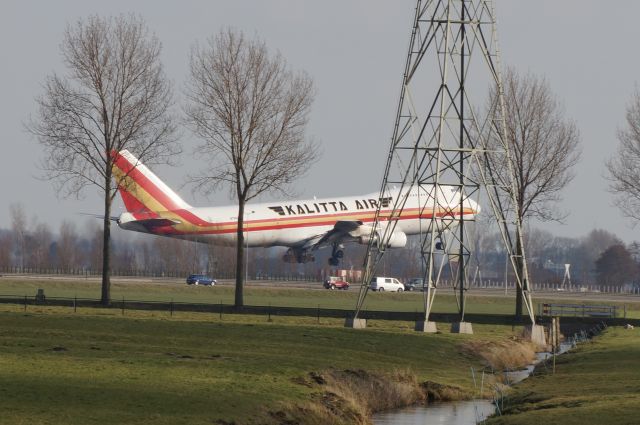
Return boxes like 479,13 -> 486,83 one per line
327,243 -> 344,266
282,249 -> 315,263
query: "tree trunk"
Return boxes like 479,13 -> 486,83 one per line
101,171 -> 112,306
515,228 -> 524,321
235,200 -> 245,307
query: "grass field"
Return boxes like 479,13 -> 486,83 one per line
1,276 -> 638,318
485,326 -> 640,425
1,277 -> 638,424
0,304 -> 523,425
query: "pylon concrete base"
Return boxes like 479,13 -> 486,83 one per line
414,321 -> 438,333
344,318 -> 367,329
451,322 -> 474,334
524,324 -> 547,346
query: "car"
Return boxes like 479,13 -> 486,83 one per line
186,274 -> 216,286
405,278 -> 424,291
370,276 -> 405,292
405,278 -> 434,291
324,276 -> 350,290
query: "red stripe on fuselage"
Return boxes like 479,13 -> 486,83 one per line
159,208 -> 476,236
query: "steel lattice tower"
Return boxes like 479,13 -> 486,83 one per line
352,0 -> 536,326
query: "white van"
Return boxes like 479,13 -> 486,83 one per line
370,277 -> 405,292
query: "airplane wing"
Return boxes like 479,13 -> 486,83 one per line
117,212 -> 182,232
130,218 -> 181,228
303,220 -> 372,250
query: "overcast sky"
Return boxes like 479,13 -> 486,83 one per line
1,1 -> 639,242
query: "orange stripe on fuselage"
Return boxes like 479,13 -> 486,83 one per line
160,207 -> 478,236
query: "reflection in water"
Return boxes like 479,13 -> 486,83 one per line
373,400 -> 495,425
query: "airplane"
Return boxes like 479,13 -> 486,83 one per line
111,149 -> 481,266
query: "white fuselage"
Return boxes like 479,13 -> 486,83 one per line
118,185 -> 479,248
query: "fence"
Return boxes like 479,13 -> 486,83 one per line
539,303 -> 617,318
2,294 -> 638,327
0,294 -> 538,324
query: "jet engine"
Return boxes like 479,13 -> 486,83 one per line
358,230 -> 407,249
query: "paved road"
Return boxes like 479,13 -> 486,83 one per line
5,274 -> 640,304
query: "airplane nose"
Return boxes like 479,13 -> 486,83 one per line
467,198 -> 481,215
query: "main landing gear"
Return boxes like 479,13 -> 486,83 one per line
282,248 -> 315,263
328,243 -> 344,266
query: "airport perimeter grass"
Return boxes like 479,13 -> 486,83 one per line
1,304 -> 516,425
485,326 -> 640,425
1,276 -> 638,318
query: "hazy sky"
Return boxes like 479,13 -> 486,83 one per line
1,1 -> 639,242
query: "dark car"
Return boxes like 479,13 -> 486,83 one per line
405,278 -> 435,291
186,274 -> 216,286
405,278 -> 423,291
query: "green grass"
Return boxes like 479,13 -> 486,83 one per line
485,326 -> 640,425
0,304 -> 520,425
1,276 -> 638,318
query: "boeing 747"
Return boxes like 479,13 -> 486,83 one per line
111,150 -> 480,265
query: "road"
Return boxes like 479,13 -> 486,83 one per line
5,273 -> 640,304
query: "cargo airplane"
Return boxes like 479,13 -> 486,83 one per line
111,150 -> 480,265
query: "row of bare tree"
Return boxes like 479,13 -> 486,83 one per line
1,201 -> 636,288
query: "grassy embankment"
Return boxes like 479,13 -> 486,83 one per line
1,276 -> 638,318
485,326 -> 640,425
0,302 -> 536,425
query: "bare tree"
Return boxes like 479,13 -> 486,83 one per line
30,221 -> 53,270
27,15 -> 179,304
490,67 -> 581,318
607,88 -> 640,220
10,204 -> 27,270
184,29 -> 318,306
84,220 -> 103,272
0,232 -> 11,270
57,221 -> 78,272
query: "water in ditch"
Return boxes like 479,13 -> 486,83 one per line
373,400 -> 495,425
373,342 -> 574,424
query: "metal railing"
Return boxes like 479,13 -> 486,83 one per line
539,303 -> 617,318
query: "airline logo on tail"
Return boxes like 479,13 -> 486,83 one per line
112,150 -> 191,218
111,150 -> 211,233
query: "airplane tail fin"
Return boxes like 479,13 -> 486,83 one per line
111,150 -> 192,216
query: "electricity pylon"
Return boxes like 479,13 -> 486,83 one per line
352,0 -> 537,329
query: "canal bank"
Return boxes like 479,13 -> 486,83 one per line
483,325 -> 640,425
370,331 -> 581,424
